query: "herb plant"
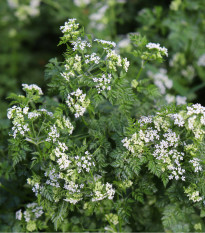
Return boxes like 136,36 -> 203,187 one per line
5,18 -> 205,232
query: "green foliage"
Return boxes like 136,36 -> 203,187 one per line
1,0 -> 205,232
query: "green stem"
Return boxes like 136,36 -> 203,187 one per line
109,2 -> 117,39
70,133 -> 89,138
117,193 -> 122,232
82,116 -> 89,126
136,60 -> 147,81
37,119 -> 46,138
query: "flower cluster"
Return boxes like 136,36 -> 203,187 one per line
165,94 -> 187,105
53,142 -> 71,170
94,39 -> 116,48
184,186 -> 203,203
60,72 -> 72,82
27,178 -> 43,196
38,108 -> 53,117
73,0 -> 91,7
64,181 -> 81,193
72,37 -> 91,52
139,115 -> 153,126
105,213 -> 119,226
22,83 -> 43,95
85,53 -> 100,64
60,18 -> 80,40
7,106 -> 30,138
75,151 -> 95,173
64,181 -> 84,204
181,65 -> 195,81
117,37 -> 131,49
93,74 -> 112,93
106,49 -> 130,72
63,54 -> 82,74
56,116 -> 74,135
16,203 -> 44,222
46,125 -> 60,143
122,104 -> 205,182
197,54 -> 205,67
189,158 -> 202,173
62,116 -> 74,133
89,4 -> 108,30
45,167 -> 60,188
7,102 -> 56,139
28,111 -> 41,119
66,88 -> 90,118
147,69 -> 173,95
7,0 -> 41,21
186,104 -> 205,139
146,42 -> 168,57
92,181 -> 115,202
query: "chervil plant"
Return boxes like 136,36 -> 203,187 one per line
7,18 -> 205,232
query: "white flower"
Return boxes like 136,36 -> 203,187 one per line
66,89 -> 89,118
22,84 -> 43,95
165,94 -> 175,104
16,209 -> 22,220
46,125 -> 60,143
118,37 -> 130,48
176,95 -> 187,105
197,54 -> 205,67
106,182 -> 115,200
60,18 -> 79,36
93,73 -> 112,93
189,158 -> 202,172
90,5 -> 108,22
72,37 -> 91,51
84,53 -> 100,64
147,69 -> 172,95
73,0 -> 90,7
28,111 -> 41,119
94,39 -> 116,48
64,198 -> 82,204
146,42 -> 168,57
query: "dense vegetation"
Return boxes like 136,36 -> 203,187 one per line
1,0 -> 205,232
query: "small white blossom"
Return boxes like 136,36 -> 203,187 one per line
22,84 -> 43,95
176,95 -> 187,105
73,0 -> 90,6
84,53 -> 100,64
189,158 -> 202,172
146,42 -> 168,57
94,39 -> 116,48
93,74 -> 112,93
75,151 -> 95,173
147,69 -> 172,95
89,5 -> 108,22
66,89 -> 90,118
46,125 -> 60,143
16,209 -> 22,220
197,54 -> 205,67
72,37 -> 91,51
60,18 -> 79,39
28,111 -> 41,119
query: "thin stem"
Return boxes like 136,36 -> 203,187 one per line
37,119 -> 46,138
70,133 -> 89,138
82,116 -> 89,126
136,60 -> 147,81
